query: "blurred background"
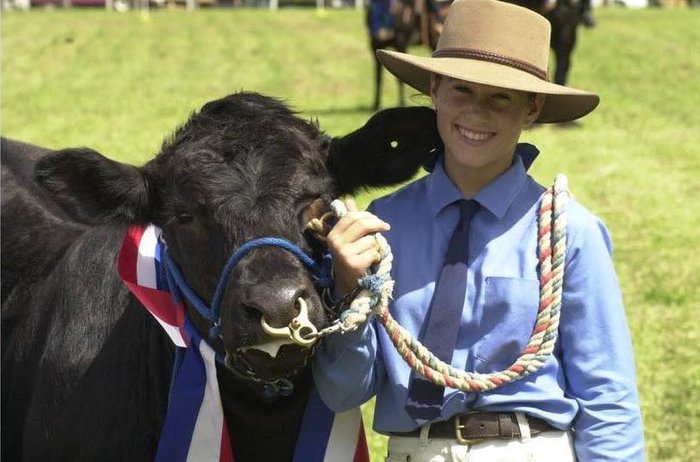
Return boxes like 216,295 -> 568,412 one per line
1,1 -> 698,460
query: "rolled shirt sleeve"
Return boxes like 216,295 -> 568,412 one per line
311,318 -> 385,412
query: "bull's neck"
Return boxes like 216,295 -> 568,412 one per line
216,365 -> 313,461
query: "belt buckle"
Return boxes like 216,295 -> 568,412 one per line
454,414 -> 484,445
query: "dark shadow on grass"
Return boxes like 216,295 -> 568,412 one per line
530,120 -> 584,130
553,120 -> 583,129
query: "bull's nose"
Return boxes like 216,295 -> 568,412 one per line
241,280 -> 306,327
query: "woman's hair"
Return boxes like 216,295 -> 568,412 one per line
430,72 -> 539,101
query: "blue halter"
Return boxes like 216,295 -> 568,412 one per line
162,237 -> 334,339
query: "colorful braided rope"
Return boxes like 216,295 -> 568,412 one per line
314,174 -> 570,392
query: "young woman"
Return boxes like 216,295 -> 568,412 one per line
311,0 -> 644,460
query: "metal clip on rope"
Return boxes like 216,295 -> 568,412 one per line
261,298 -> 318,348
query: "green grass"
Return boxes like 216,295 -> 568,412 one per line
2,6 -> 699,461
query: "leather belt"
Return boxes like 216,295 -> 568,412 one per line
391,412 -> 558,444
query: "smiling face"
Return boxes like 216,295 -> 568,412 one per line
430,75 -> 544,195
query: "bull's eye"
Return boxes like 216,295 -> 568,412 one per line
176,212 -> 193,224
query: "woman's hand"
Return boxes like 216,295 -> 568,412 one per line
326,198 -> 390,297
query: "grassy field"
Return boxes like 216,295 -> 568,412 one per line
2,5 -> 699,461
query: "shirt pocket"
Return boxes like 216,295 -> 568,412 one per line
474,277 -> 540,373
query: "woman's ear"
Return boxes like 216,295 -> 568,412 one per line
524,93 -> 546,127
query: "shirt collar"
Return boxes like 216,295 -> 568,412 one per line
426,143 -> 540,219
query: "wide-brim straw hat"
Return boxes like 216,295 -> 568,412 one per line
377,0 -> 599,123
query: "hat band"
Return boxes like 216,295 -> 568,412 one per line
432,48 -> 548,81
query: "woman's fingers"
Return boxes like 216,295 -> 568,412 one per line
328,213 -> 389,246
328,199 -> 389,241
336,235 -> 379,262
326,199 -> 388,296
344,198 -> 359,213
331,241 -> 382,297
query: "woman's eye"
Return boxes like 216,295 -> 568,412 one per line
176,213 -> 193,224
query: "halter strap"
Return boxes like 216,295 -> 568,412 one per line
162,237 -> 333,338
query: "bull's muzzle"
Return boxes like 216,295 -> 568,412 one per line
260,298 -> 318,348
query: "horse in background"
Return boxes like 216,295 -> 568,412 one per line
368,0 -> 587,110
540,0 -> 586,86
368,0 -> 451,110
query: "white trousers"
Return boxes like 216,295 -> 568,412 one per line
385,416 -> 575,462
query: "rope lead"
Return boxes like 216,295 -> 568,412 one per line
315,174 -> 570,393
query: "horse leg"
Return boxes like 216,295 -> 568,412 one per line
374,57 -> 383,111
397,79 -> 405,107
372,42 -> 382,111
552,37 -> 572,86
549,8 -> 579,86
394,32 -> 411,107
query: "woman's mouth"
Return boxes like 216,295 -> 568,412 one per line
456,125 -> 495,144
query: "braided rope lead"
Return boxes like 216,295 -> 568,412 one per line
314,175 -> 570,393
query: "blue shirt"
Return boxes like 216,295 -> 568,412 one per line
312,145 -> 645,461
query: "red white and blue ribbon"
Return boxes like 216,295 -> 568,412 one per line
117,224 -> 369,462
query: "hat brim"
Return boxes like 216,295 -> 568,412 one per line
377,49 -> 599,123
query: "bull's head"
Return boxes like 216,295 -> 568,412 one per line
34,92 -> 439,399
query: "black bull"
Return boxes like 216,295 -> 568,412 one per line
1,92 -> 440,461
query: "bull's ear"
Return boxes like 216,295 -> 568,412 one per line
327,106 -> 441,195
35,148 -> 149,225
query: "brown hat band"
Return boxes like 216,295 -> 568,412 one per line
433,48 -> 549,81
